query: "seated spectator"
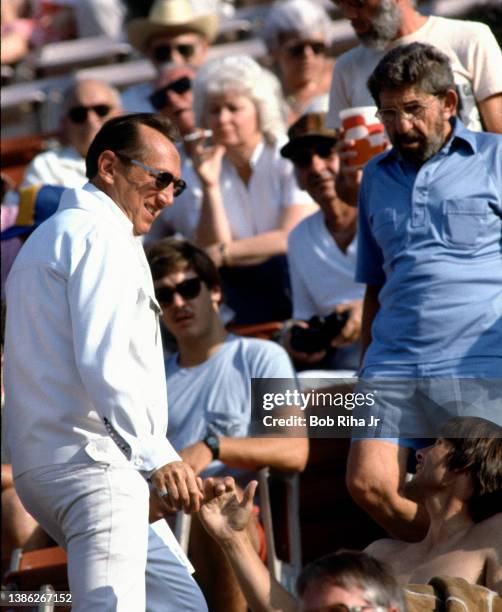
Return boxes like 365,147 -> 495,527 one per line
146,63 -> 213,243
145,237 -> 308,612
280,103 -> 364,373
198,417 -> 502,612
189,55 -> 317,323
261,0 -> 335,125
122,0 -> 218,112
5,78 -> 122,196
149,63 -> 197,143
200,478 -> 406,611
365,417 -> 502,594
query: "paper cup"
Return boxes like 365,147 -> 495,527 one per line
339,106 -> 386,166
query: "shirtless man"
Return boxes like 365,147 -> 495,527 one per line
198,416 -> 501,611
365,416 -> 501,594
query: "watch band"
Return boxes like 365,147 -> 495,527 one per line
202,434 -> 220,460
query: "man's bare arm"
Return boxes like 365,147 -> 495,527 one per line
180,435 -> 309,476
478,93 -> 502,134
199,478 -> 297,612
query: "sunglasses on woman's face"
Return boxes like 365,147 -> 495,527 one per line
67,104 -> 112,124
152,43 -> 196,63
149,76 -> 192,110
285,41 -> 327,58
155,277 -> 202,305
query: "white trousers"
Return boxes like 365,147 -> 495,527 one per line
15,461 -> 207,612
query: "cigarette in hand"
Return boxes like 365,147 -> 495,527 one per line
183,130 -> 213,143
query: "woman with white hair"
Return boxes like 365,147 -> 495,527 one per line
261,0 -> 335,124
190,54 -> 317,324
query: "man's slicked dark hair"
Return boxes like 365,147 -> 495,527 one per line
85,113 -> 180,179
440,416 -> 502,522
367,42 -> 456,106
145,237 -> 221,291
297,550 -> 406,610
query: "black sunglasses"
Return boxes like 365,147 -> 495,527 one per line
290,140 -> 335,168
149,76 -> 192,110
286,41 -> 327,59
152,43 -> 196,63
116,153 -> 187,196
155,277 -> 202,305
332,0 -> 366,8
67,104 -> 112,124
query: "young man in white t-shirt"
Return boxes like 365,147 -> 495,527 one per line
146,237 -> 308,612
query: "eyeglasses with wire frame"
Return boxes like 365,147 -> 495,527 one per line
375,102 -> 430,125
116,153 -> 186,196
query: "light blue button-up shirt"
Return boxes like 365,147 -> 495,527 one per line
356,119 -> 502,368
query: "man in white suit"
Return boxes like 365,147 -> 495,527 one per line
4,113 -> 207,611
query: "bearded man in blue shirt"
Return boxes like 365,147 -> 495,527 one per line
346,42 -> 502,542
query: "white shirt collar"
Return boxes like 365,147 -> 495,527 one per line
82,182 -> 135,235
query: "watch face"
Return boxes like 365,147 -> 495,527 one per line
204,434 -> 220,459
206,435 -> 218,447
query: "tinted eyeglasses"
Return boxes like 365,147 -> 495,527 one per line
116,153 -> 187,196
285,41 -> 327,58
155,277 -> 202,305
290,140 -> 335,168
67,104 -> 112,124
149,76 -> 192,110
152,43 -> 196,63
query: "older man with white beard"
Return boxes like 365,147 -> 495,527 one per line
327,0 -> 502,134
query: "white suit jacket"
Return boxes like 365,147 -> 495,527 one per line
4,183 -> 180,478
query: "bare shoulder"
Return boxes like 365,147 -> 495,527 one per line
469,513 -> 502,548
365,538 -> 409,560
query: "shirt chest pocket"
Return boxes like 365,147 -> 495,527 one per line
442,198 -> 488,247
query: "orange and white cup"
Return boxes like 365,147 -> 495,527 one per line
339,106 -> 386,166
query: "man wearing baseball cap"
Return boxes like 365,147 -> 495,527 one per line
280,103 -> 364,374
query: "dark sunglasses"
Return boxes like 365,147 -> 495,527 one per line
67,104 -> 112,124
332,0 -> 366,8
155,277 -> 202,305
116,153 -> 187,196
149,76 -> 192,110
290,140 -> 335,168
286,41 -> 327,58
152,43 -> 196,63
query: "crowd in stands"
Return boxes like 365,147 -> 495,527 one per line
1,0 -> 501,610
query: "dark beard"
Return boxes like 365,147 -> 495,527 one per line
392,119 -> 447,165
359,0 -> 402,50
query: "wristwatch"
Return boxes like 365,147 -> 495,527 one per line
202,433 -> 220,460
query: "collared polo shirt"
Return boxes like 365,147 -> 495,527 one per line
356,119 -> 502,367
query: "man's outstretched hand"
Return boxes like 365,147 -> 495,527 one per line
199,476 -> 258,542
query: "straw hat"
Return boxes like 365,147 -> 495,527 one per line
127,0 -> 219,52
